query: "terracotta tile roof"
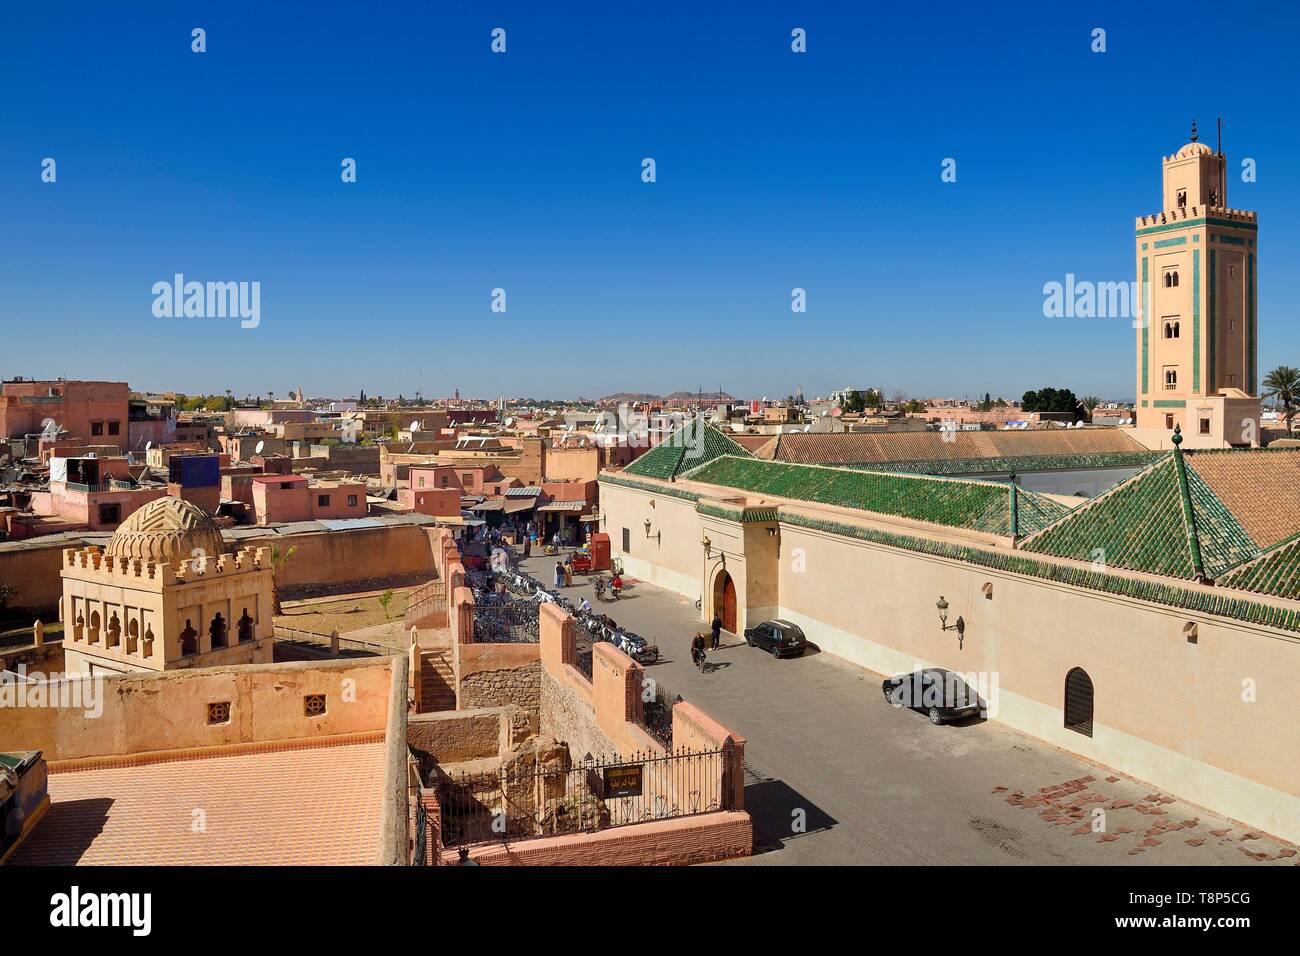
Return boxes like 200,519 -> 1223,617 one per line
679,455 -> 1070,536
768,429 -> 1147,466
1184,449 -> 1300,549
729,434 -> 776,455
9,742 -> 386,865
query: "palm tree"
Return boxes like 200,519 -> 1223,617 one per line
1080,396 -> 1101,420
1263,366 -> 1300,432
270,545 -> 297,615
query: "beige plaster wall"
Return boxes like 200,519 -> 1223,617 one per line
0,656 -> 397,762
599,477 -> 1300,843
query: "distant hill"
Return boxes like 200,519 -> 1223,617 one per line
599,390 -> 737,403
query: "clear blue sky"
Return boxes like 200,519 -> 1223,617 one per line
3,0 -> 1298,402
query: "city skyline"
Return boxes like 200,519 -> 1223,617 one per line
5,2 -> 1299,399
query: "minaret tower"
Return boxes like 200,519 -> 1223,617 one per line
1135,120 -> 1260,446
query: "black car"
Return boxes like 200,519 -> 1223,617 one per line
743,619 -> 807,658
882,668 -> 983,724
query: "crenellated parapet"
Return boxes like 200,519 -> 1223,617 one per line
1136,205 -> 1257,231
62,544 -> 270,589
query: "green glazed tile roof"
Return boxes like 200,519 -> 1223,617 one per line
622,418 -> 754,481
862,451 -> 1162,477
678,455 -> 1069,536
1021,454 -> 1259,580
1219,532 -> 1300,599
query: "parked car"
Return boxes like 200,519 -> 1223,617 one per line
743,619 -> 807,658
881,669 -> 983,724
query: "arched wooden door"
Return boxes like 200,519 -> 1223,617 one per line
1064,667 -> 1094,737
720,573 -> 737,633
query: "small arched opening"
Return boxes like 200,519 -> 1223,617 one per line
1064,667 -> 1094,737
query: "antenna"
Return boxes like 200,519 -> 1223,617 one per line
1217,116 -> 1226,209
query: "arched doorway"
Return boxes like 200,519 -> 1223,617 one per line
1064,667 -> 1094,737
713,571 -> 737,633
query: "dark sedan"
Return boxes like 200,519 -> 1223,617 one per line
743,619 -> 807,658
882,668 -> 984,724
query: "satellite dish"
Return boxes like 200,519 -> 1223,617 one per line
408,421 -> 420,432
144,441 -> 152,451
255,440 -> 265,454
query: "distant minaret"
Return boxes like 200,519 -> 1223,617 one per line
1134,120 -> 1259,445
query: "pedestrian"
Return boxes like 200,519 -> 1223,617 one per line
564,560 -> 573,588
710,613 -> 722,650
523,536 -> 531,558
554,560 -> 563,589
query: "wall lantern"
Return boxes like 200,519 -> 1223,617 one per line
701,535 -> 712,556
937,596 -> 966,642
643,518 -> 660,543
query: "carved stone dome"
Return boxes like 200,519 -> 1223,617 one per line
106,497 -> 224,566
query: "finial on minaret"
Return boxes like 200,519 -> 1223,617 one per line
1172,423 -> 1183,446
1190,119 -> 1198,142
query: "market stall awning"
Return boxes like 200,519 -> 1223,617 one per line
536,500 -> 588,513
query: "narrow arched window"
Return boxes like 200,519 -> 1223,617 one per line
1064,667 -> 1094,737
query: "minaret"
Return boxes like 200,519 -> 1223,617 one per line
1135,121 -> 1259,446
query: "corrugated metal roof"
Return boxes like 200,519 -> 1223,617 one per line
504,486 -> 543,497
271,521 -> 328,535
318,517 -> 386,531
222,527 -> 279,541
536,500 -> 586,512
381,513 -> 438,526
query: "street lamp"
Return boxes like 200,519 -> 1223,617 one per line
936,596 -> 965,639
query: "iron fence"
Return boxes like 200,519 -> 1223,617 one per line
637,677 -> 679,749
412,785 -> 428,866
437,745 -> 733,848
471,599 -> 540,643
469,568 -> 541,643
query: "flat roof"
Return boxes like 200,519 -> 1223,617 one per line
9,741 -> 386,865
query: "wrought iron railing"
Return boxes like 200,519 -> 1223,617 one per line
636,676 -> 679,749
468,568 -> 541,643
436,745 -> 733,848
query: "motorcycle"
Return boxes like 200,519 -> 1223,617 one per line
617,631 -> 660,665
593,577 -> 606,601
691,645 -> 707,671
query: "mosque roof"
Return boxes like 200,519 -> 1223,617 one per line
677,455 -> 1071,537
622,418 -> 755,481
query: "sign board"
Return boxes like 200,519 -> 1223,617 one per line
602,763 -> 643,798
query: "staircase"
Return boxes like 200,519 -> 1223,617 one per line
418,649 -> 457,712
406,579 -> 448,630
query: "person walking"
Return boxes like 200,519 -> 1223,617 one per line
710,613 -> 722,651
563,559 -> 573,588
554,560 -> 564,589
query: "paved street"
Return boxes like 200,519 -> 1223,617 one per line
520,550 -> 1297,866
